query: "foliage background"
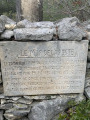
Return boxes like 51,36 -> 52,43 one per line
0,0 -> 90,21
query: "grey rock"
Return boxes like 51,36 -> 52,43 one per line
1,30 -> 13,39
28,96 -> 77,120
84,87 -> 90,99
24,95 -> 57,100
0,15 -> 16,30
5,24 -> 16,30
17,98 -> 33,105
59,94 -> 85,103
5,96 -> 21,101
75,94 -> 86,103
0,94 -> 5,99
4,107 -> 30,120
1,98 -> 7,105
20,117 -> 29,120
17,20 -> 55,28
86,69 -> 90,78
85,77 -> 90,88
87,32 -> 90,40
51,114 -> 60,120
0,17 -> 5,33
13,103 -> 28,109
0,110 -> 3,120
28,94 -> 85,120
86,25 -> 90,32
0,103 -> 13,110
13,28 -> 56,41
16,19 -> 29,28
57,17 -> 87,40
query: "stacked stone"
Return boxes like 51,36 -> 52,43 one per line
0,15 -> 88,41
0,15 -> 89,120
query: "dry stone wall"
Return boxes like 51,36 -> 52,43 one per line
0,15 -> 90,120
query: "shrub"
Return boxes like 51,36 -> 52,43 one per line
58,100 -> 90,120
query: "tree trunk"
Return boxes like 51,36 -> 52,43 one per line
16,0 -> 22,21
16,0 -> 43,22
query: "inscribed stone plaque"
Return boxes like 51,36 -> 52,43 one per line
0,41 -> 88,96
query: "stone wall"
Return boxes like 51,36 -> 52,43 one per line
0,15 -> 90,120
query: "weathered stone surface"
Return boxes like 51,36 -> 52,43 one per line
0,17 -> 5,33
52,114 -> 60,120
0,94 -> 5,99
17,20 -> 55,28
0,103 -> 13,110
74,93 -> 86,103
13,28 -> 56,41
21,117 -> 29,120
56,17 -> 87,40
85,77 -> 90,88
86,69 -> 90,78
0,110 -> 3,120
17,98 -> 33,105
6,97 -> 21,101
28,94 -> 84,120
0,41 -> 88,96
1,98 -> 7,105
28,97 -> 68,120
0,15 -> 16,30
4,107 -> 30,120
28,94 -> 85,120
84,87 -> 90,99
1,30 -> 13,39
5,24 -> 16,30
24,95 -> 57,100
13,103 -> 28,109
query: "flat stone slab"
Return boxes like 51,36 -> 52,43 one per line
0,40 -> 88,96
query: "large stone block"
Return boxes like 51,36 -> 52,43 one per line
0,40 -> 88,96
56,17 -> 87,40
13,28 -> 56,41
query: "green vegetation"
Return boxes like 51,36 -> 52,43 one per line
0,0 -> 90,21
0,0 -> 16,20
58,100 -> 90,120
